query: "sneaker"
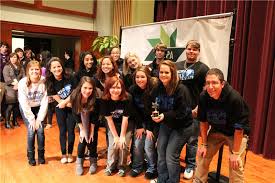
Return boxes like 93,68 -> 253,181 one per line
118,169 -> 126,177
104,169 -> 112,176
67,154 -> 74,163
129,169 -> 140,177
60,155 -> 67,164
45,124 -> 52,129
150,178 -> 157,183
145,171 -> 157,180
183,168 -> 194,179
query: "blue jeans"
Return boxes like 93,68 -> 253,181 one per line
20,106 -> 45,153
157,123 -> 193,183
185,119 -> 200,169
132,132 -> 157,173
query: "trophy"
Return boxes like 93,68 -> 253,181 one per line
151,99 -> 160,118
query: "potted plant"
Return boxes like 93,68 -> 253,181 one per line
92,35 -> 119,57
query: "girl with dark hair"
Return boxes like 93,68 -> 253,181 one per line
101,76 -> 133,177
45,57 -> 77,164
110,46 -> 124,74
151,60 -> 193,183
70,76 -> 100,175
18,60 -> 48,166
75,51 -> 98,82
129,66 -> 159,179
3,52 -> 24,128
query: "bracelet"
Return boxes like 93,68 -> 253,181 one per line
232,151 -> 240,155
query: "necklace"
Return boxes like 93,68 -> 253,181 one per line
183,60 -> 196,70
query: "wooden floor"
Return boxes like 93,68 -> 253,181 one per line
1,117 -> 275,183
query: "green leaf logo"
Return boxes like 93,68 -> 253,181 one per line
145,26 -> 184,62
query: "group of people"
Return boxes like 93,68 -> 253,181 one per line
0,40 -> 250,183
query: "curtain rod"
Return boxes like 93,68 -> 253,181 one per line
121,12 -> 233,30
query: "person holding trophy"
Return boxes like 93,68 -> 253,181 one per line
150,60 -> 193,183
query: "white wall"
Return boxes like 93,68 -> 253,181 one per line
0,5 -> 95,31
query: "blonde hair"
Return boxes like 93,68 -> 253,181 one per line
123,52 -> 141,76
26,60 -> 41,87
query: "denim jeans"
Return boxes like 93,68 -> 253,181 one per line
106,124 -> 132,171
20,106 -> 45,153
157,123 -> 193,183
77,123 -> 99,158
193,131 -> 248,183
185,119 -> 200,169
55,107 -> 76,155
132,132 -> 157,173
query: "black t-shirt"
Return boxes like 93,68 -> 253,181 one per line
175,60 -> 209,108
198,83 -> 250,136
48,77 -> 76,99
100,98 -> 131,125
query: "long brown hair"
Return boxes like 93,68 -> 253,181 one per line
102,76 -> 128,101
133,66 -> 158,95
70,76 -> 97,114
25,60 -> 42,87
159,60 -> 179,96
96,56 -> 118,82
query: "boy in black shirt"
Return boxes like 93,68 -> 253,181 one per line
193,68 -> 249,183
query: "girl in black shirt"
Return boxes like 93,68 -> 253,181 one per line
70,76 -> 99,175
46,57 -> 76,164
101,76 -> 133,177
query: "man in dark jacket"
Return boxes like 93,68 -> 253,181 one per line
193,68 -> 250,183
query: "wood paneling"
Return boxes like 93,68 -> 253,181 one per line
1,116 -> 275,183
0,0 -> 97,18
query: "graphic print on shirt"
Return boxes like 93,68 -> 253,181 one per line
206,109 -> 226,125
156,95 -> 174,111
27,91 -> 44,103
177,69 -> 195,80
111,109 -> 124,119
57,84 -> 72,99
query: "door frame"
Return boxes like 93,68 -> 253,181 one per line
1,20 -> 98,69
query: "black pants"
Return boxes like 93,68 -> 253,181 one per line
77,124 -> 99,158
55,107 -> 76,155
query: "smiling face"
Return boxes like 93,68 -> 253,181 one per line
50,61 -> 63,79
205,74 -> 224,100
159,64 -> 172,86
101,58 -> 114,74
110,81 -> 122,100
110,47 -> 120,62
81,81 -> 93,99
29,65 -> 41,82
127,56 -> 139,69
135,71 -> 147,89
83,54 -> 94,70
186,44 -> 200,62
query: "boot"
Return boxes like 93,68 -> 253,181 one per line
27,151 -> 36,166
5,120 -> 12,129
38,150 -> 45,164
89,157 -> 97,174
76,157 -> 84,176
